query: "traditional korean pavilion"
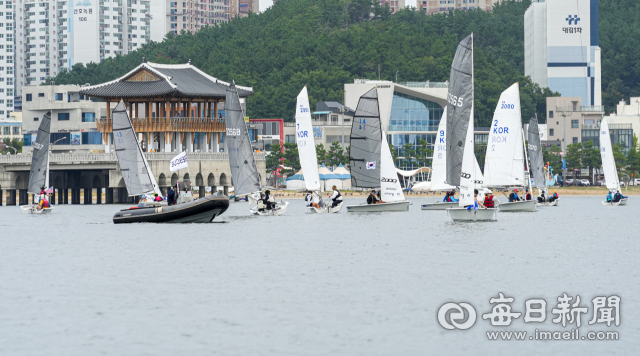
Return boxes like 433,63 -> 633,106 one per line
80,58 -> 253,152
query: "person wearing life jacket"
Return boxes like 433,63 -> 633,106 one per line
537,190 -> 547,203
548,190 -> 559,203
264,190 -> 274,210
525,189 -> 532,201
443,191 -> 458,203
304,192 -> 313,207
483,190 -> 495,208
606,191 -> 613,203
37,193 -> 50,210
330,185 -> 343,208
508,189 -> 520,202
367,190 -> 379,204
613,190 -> 626,202
153,193 -> 164,202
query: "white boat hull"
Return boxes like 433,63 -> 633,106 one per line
497,200 -> 537,212
308,202 -> 343,214
448,207 -> 497,222
602,198 -> 628,206
538,198 -> 559,206
347,200 -> 411,212
250,201 -> 289,216
421,201 -> 458,210
20,205 -> 54,214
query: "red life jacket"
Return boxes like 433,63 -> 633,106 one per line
42,199 -> 50,208
484,195 -> 495,208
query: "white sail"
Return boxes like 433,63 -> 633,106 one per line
430,107 -> 456,191
599,118 -> 620,191
483,83 -> 524,187
459,112 -> 475,207
473,154 -> 486,201
295,87 -> 321,192
380,131 -> 405,202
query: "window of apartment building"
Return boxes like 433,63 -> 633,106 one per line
572,137 -> 578,144
26,93 -> 32,101
3,127 -> 9,135
285,135 -> 295,144
38,93 -> 44,97
81,113 -> 96,122
33,117 -> 39,121
550,128 -> 554,136
13,127 -> 19,135
57,113 -> 69,121
548,110 -> 554,119
571,120 -> 579,129
584,119 -> 595,126
55,93 -> 63,100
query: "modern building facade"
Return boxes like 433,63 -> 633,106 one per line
0,0 -> 15,119
21,84 -> 108,153
419,0 -> 504,14
162,0 -> 232,37
0,111 -> 21,143
15,0 -> 157,96
524,0 -> 601,106
379,0 -> 405,14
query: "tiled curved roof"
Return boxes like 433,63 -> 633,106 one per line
79,61 -> 253,99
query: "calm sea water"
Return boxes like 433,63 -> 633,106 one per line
1,196 -> 638,355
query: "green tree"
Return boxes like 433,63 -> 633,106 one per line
266,142 -> 283,172
326,141 -> 346,167
414,139 -> 433,168
612,143 -> 626,175
542,144 -> 562,172
474,144 -> 487,172
315,143 -> 327,165
282,142 -> 301,173
581,140 -> 601,180
625,134 -> 640,179
565,143 -> 582,183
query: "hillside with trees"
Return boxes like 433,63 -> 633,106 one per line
47,0 -> 559,127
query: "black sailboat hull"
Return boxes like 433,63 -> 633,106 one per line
113,195 -> 230,224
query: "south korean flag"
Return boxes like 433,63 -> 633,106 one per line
366,161 -> 376,170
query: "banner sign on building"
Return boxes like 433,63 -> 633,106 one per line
170,152 -> 188,172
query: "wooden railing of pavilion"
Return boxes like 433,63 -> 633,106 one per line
96,117 -> 226,145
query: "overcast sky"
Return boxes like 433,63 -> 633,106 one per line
259,1 -> 418,12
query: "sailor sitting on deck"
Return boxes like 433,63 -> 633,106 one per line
606,191 -> 613,203
538,191 -> 547,203
330,186 -> 343,208
548,190 -> 559,203
443,191 -> 458,203
525,189 -> 532,201
304,192 -> 312,206
263,190 -> 275,210
153,193 -> 164,202
37,192 -> 49,211
613,190 -> 626,202
466,189 -> 487,210
367,190 -> 380,204
508,189 -> 520,202
483,190 -> 495,208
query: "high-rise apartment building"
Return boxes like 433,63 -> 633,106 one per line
163,1 -> 233,36
419,0 -> 505,15
238,0 -> 259,17
0,0 -> 15,118
15,0 -> 156,96
379,0 -> 404,14
524,0 -> 601,106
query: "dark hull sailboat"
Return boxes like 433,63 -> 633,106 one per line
109,101 -> 229,223
113,194 -> 229,224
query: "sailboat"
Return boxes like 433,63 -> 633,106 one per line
295,86 -> 342,213
346,87 -> 410,212
422,107 -> 458,210
528,115 -> 558,206
483,83 -> 536,212
444,34 -> 497,222
600,118 -> 628,206
111,101 -> 229,223
226,82 -> 289,215
21,111 -> 54,214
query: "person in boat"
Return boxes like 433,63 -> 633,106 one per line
138,195 -> 148,207
443,191 -> 458,203
483,190 -> 495,208
167,187 -> 176,205
304,192 -> 312,206
367,190 -> 379,204
330,185 -> 343,208
466,189 -> 487,210
612,190 -> 627,203
153,193 -> 164,202
508,189 -> 520,202
264,190 -> 275,210
548,190 -> 559,203
525,189 -> 532,201
606,191 -> 613,203
537,191 -> 547,203
37,192 -> 50,211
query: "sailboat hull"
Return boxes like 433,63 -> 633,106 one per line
421,201 -> 458,210
347,200 -> 411,212
602,198 -> 628,206
251,201 -> 289,216
539,199 -> 559,207
113,194 -> 229,224
20,205 -> 54,214
308,202 -> 343,214
447,207 -> 497,222
497,200 -> 537,212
